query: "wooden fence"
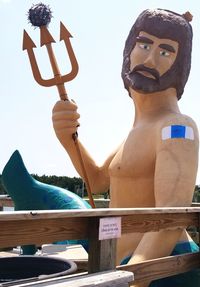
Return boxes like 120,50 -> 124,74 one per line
0,201 -> 199,286
1,195 -> 200,210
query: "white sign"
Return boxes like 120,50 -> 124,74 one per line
99,217 -> 121,240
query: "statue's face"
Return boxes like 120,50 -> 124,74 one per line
128,31 -> 179,93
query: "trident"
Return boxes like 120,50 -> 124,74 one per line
23,6 -> 95,208
22,22 -> 78,101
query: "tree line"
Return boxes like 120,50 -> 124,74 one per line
193,185 -> 200,202
0,174 -> 199,202
0,174 -> 87,197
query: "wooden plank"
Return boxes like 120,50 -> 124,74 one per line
121,212 -> 198,233
0,209 -> 199,227
0,210 -> 198,248
1,207 -> 200,222
0,217 -> 88,248
88,217 -> 117,273
6,270 -> 134,287
192,203 -> 200,207
117,252 -> 200,284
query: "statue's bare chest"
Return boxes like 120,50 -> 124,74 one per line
109,126 -> 157,178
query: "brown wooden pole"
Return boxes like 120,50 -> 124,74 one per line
72,133 -> 95,208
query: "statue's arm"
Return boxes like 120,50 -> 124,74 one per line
128,118 -> 199,286
52,100 -> 118,194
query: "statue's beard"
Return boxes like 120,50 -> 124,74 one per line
127,64 -> 175,93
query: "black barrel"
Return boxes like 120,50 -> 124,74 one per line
0,256 -> 77,283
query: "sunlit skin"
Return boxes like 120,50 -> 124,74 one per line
52,31 -> 199,287
130,31 -> 178,78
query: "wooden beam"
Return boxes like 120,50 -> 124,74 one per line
2,270 -> 134,287
117,252 -> 200,284
121,212 -> 198,233
0,217 -> 88,248
1,207 -> 200,221
192,203 -> 200,207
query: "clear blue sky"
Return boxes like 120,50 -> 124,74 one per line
0,0 -> 200,184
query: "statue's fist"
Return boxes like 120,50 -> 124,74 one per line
52,100 -> 80,142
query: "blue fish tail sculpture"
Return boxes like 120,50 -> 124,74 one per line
1,150 -> 91,254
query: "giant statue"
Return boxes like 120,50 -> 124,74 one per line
52,9 -> 199,286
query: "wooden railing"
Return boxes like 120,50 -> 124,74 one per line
1,195 -> 200,209
0,206 -> 199,286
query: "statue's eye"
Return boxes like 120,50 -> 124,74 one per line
160,50 -> 170,57
139,43 -> 151,50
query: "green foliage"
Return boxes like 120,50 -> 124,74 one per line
193,185 -> 200,202
32,174 -> 82,191
0,175 -> 7,194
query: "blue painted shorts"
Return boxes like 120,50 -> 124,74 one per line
121,241 -> 200,287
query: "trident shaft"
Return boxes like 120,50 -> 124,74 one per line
23,23 -> 95,208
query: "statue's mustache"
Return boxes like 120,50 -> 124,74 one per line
129,65 -> 160,82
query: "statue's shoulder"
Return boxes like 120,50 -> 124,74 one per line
157,113 -> 197,129
155,113 -> 199,142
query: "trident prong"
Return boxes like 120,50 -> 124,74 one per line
23,22 -> 79,101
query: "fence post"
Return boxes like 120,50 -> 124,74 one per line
88,217 -> 117,273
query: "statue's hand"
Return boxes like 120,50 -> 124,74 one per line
52,100 -> 80,144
